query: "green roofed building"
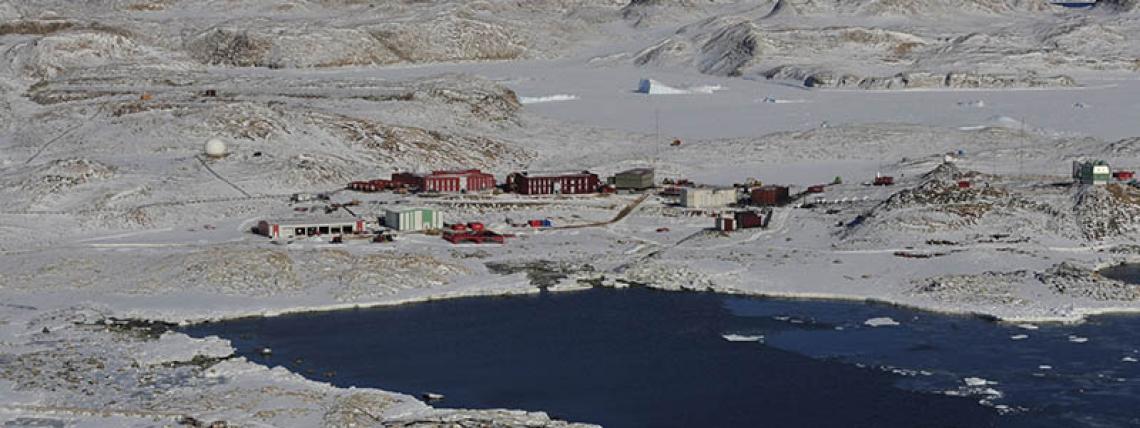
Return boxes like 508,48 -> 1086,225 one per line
1073,160 -> 1111,186
613,168 -> 655,190
384,207 -> 443,231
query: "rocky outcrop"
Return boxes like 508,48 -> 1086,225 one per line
185,17 -> 528,69
1073,184 -> 1140,240
7,29 -> 150,79
911,271 -> 1029,305
1037,262 -> 1140,301
768,68 -> 1078,89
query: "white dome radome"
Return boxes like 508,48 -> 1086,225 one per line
204,138 -> 227,158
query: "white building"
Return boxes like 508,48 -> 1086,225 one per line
258,218 -> 365,242
384,207 -> 443,232
680,187 -> 738,208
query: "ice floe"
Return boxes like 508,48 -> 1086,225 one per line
721,334 -> 764,343
864,317 -> 900,327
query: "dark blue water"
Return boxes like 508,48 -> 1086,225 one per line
1100,263 -> 1140,285
183,288 -> 1140,427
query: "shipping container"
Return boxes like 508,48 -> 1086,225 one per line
734,211 -> 765,229
751,185 -> 790,206
715,216 -> 735,232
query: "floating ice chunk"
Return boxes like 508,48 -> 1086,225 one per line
964,377 -> 997,387
1068,335 -> 1089,343
1010,334 -> 1029,340
980,387 -> 1003,398
519,94 -> 579,104
1016,324 -> 1039,330
864,317 -> 900,327
1123,357 -> 1138,363
721,334 -> 764,342
1038,365 -> 1053,370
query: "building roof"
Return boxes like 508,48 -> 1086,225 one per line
384,207 -> 436,214
429,169 -> 491,177
682,186 -> 735,193
617,168 -> 654,177
512,170 -> 596,178
263,217 -> 361,225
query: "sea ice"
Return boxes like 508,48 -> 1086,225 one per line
721,334 -> 764,342
864,317 -> 900,327
1068,335 -> 1089,343
964,377 -> 997,387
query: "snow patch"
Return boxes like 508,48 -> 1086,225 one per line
1068,335 -> 1089,343
133,332 -> 234,366
636,78 -> 722,95
519,94 -> 580,104
1010,334 -> 1029,340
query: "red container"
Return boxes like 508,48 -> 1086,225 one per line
807,185 -> 825,194
873,176 -> 895,186
751,185 -> 790,206
734,211 -> 765,229
716,217 -> 735,232
449,224 -> 467,231
468,222 -> 485,232
1114,171 -> 1135,180
957,180 -> 971,189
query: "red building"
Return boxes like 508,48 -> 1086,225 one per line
507,171 -> 600,195
348,179 -> 391,192
423,169 -> 496,193
389,170 -> 496,193
751,185 -> 790,206
391,172 -> 424,190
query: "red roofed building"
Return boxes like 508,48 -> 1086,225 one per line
507,171 -> 600,195
390,169 -> 496,193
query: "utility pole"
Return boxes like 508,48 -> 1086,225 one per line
1018,117 -> 1026,179
654,108 -> 661,169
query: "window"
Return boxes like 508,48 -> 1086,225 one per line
307,227 -> 317,236
295,227 -> 305,236
318,226 -> 330,234
342,226 -> 354,234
